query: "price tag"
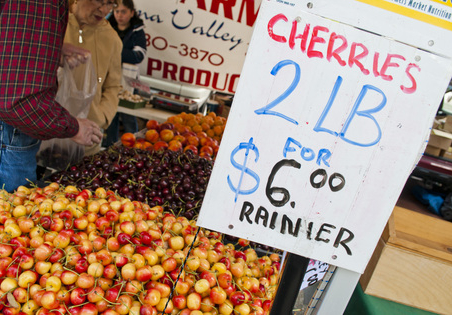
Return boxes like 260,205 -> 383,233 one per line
301,260 -> 329,290
197,0 -> 452,272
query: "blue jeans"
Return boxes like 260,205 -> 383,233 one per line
104,113 -> 138,147
0,121 -> 41,192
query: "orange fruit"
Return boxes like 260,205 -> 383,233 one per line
213,125 -> 223,136
186,119 -> 197,128
213,135 -> 221,142
142,141 -> 153,149
175,124 -> 189,134
201,123 -> 210,131
154,141 -> 169,151
173,135 -> 187,145
168,140 -> 183,152
145,129 -> 160,144
206,129 -> 215,138
133,142 -> 144,150
146,119 -> 159,130
192,124 -> 203,133
172,115 -> 183,125
186,136 -> 199,147
200,145 -> 214,156
199,137 -> 208,147
121,133 -> 136,148
159,129 -> 174,143
196,131 -> 208,139
214,117 -> 225,126
202,116 -> 214,126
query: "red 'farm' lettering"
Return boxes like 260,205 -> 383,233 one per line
180,0 -> 260,26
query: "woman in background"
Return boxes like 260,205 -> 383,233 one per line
104,0 -> 147,147
65,0 -> 123,155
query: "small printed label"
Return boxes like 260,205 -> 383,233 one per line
356,0 -> 452,30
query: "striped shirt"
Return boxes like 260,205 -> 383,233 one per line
0,0 -> 79,140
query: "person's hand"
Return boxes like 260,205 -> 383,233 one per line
71,118 -> 103,146
61,43 -> 91,68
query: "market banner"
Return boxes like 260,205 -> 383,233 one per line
134,0 -> 262,94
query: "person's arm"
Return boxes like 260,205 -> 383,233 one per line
121,27 -> 147,65
0,0 -> 79,140
72,118 -> 103,146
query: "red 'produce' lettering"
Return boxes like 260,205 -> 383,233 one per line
147,57 -> 240,93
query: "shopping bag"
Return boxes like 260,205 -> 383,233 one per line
36,56 -> 97,171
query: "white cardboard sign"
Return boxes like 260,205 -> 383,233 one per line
197,0 -> 452,273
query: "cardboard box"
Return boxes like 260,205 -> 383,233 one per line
443,115 -> 452,133
442,149 -> 452,160
428,129 -> 452,150
424,145 -> 442,156
119,99 -> 147,109
432,118 -> 442,130
360,204 -> 452,314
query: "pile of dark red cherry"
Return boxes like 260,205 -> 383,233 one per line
50,146 -> 212,220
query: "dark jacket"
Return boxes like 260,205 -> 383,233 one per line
108,15 -> 147,65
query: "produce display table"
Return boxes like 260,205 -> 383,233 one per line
344,283 -> 437,315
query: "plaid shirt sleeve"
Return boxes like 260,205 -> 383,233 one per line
0,0 -> 79,140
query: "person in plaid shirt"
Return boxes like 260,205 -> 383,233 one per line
0,0 -> 103,192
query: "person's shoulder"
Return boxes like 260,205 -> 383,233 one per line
67,13 -> 79,27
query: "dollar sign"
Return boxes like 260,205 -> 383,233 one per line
227,137 -> 260,202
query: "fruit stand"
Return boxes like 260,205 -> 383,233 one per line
5,0 -> 452,313
0,111 -> 299,315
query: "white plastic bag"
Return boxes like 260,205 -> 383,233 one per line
37,56 -> 97,171
56,54 -> 97,118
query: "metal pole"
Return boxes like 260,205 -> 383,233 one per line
270,253 -> 310,315
311,267 -> 360,315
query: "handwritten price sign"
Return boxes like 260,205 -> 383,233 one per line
197,0 -> 452,273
